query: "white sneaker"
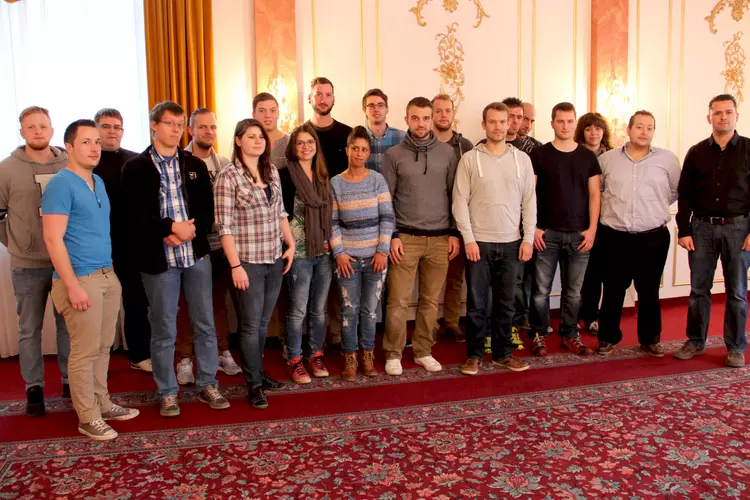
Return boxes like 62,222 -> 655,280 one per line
130,358 -> 153,373
414,355 -> 442,372
177,358 -> 195,385
218,351 -> 242,376
385,359 -> 403,376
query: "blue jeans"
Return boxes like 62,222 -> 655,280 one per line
687,217 -> 749,353
465,241 -> 520,360
141,256 -> 218,398
11,267 -> 70,390
530,229 -> 590,339
336,256 -> 387,353
285,254 -> 333,359
238,258 -> 284,388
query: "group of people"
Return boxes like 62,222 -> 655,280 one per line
0,74 -> 747,442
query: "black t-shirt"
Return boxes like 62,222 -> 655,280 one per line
530,143 -> 601,232
306,119 -> 353,178
93,148 -> 138,243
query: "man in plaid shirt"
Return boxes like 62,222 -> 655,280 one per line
363,88 -> 405,174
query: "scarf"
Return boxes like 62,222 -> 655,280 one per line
288,161 -> 331,256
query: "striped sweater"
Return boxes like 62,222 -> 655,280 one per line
330,171 -> 394,258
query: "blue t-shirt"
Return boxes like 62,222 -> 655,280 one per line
41,169 -> 112,277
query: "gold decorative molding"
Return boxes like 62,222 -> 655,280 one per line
706,0 -> 750,35
410,0 -> 490,28
434,23 -> 465,123
722,31 -> 746,103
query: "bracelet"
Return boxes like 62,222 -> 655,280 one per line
231,263 -> 242,269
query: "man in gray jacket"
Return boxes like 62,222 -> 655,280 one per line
382,97 -> 460,376
0,106 -> 71,417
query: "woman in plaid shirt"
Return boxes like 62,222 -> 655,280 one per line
214,119 -> 295,410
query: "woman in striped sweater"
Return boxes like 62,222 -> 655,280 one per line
330,126 -> 394,381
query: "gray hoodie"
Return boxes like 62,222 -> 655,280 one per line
0,146 -> 68,268
382,131 -> 458,237
452,143 -> 536,244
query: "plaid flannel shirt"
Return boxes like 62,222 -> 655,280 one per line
365,124 -> 405,173
214,160 -> 288,264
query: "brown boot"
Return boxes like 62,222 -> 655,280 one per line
342,352 -> 358,382
361,350 -> 377,377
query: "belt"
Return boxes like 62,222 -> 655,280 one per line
627,225 -> 667,235
696,215 -> 747,225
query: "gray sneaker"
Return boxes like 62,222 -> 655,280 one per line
198,386 -> 230,410
726,351 -> 745,368
102,404 -> 140,421
78,419 -> 118,441
160,395 -> 180,417
674,342 -> 705,360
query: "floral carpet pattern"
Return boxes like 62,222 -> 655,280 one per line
0,367 -> 748,498
0,335 -> 729,417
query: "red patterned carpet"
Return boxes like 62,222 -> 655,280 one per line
0,297 -> 747,498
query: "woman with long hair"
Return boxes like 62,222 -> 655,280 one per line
214,118 -> 295,409
330,126 -> 394,381
574,112 -> 613,157
279,124 -> 334,384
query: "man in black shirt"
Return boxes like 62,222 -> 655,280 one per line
675,94 -> 749,368
529,102 -> 600,357
93,108 -> 151,373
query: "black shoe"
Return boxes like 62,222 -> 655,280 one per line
249,387 -> 268,409
26,386 -> 45,417
405,338 -> 413,348
262,373 -> 284,392
61,383 -> 71,399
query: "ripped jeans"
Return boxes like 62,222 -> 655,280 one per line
336,255 -> 387,353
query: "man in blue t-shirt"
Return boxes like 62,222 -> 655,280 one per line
42,119 -> 139,441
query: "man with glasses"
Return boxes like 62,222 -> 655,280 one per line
362,88 -> 405,173
121,101 -> 230,417
93,108 -> 152,374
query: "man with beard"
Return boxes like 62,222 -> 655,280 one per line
253,93 -> 289,169
382,97 -> 460,375
477,98 -> 542,155
174,108 -> 242,385
363,88 -> 405,173
93,108 -> 152,374
0,106 -> 71,417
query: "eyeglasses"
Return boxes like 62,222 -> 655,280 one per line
99,124 -> 123,131
296,139 -> 316,148
366,103 -> 386,109
159,121 -> 186,130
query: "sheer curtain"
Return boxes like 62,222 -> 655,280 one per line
0,0 -> 149,357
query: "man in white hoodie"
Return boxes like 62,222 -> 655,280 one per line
453,102 -> 536,375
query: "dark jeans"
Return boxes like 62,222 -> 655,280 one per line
578,223 -> 605,325
686,217 -> 749,353
530,229 -> 590,339
237,258 -> 284,389
465,240 -> 520,360
112,250 -> 151,364
512,254 -> 535,325
285,254 -> 333,359
337,256 -> 387,353
598,225 -> 670,346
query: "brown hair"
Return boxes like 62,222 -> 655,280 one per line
431,94 -> 453,107
253,92 -> 279,111
285,123 -> 329,187
709,93 -> 737,111
19,106 -> 50,124
407,96 -> 433,115
362,88 -> 388,109
551,102 -> 576,121
94,108 -> 123,125
574,112 -> 613,150
310,77 -> 334,93
149,101 -> 184,123
482,102 -> 509,122
232,119 -> 273,184
627,110 -> 656,129
347,125 -> 372,148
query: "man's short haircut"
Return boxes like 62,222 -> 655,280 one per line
252,92 -> 279,111
406,96 -> 433,115
19,106 -> 50,125
709,93 -> 738,111
502,97 -> 523,110
482,102 -> 509,122
628,110 -> 656,129
94,108 -> 123,125
430,94 -> 454,107
189,107 -> 213,127
362,88 -> 388,109
63,119 -> 97,145
551,102 -> 577,121
310,77 -> 334,93
149,101 -> 185,124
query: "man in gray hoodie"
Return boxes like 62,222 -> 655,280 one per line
452,103 -> 536,375
382,97 -> 460,376
0,106 -> 70,417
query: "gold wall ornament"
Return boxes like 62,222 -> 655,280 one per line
410,0 -> 490,28
722,32 -> 746,103
706,0 -> 750,34
434,23 -> 466,123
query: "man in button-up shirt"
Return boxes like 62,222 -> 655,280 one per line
363,88 -> 405,173
595,111 -> 680,357
675,94 -> 750,368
